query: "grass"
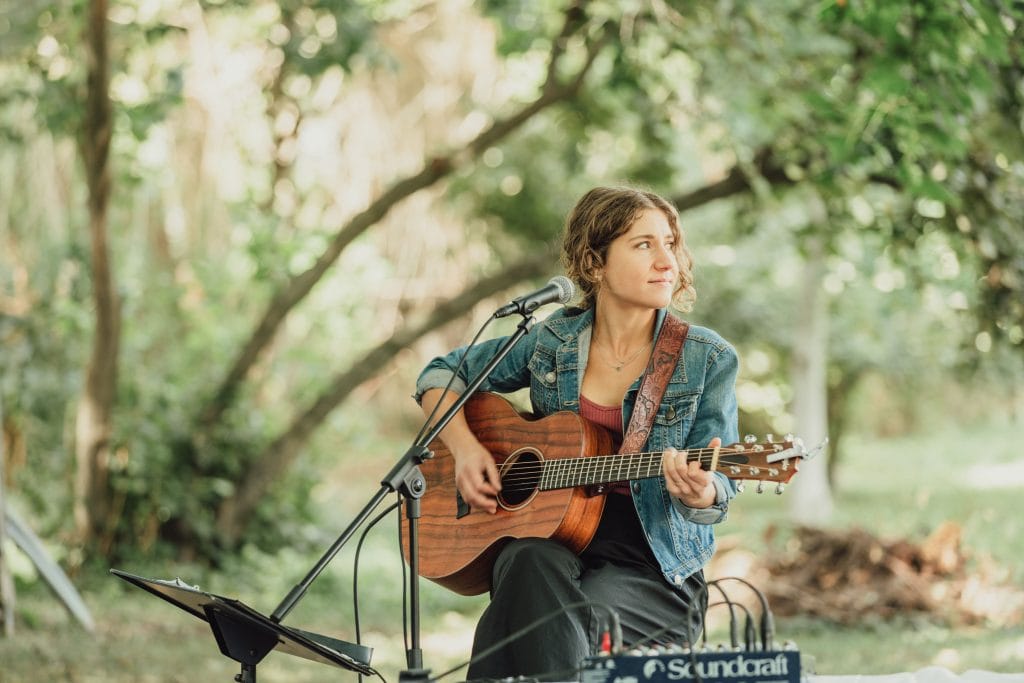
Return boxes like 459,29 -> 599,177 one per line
715,417 -> 1024,674
1,417 -> 1022,681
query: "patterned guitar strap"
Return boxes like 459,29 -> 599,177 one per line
618,315 -> 690,456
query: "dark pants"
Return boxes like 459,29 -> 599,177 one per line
466,538 -> 705,681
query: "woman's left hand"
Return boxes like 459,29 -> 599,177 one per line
662,438 -> 720,509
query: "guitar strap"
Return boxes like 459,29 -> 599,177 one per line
452,314 -> 689,519
618,314 -> 689,455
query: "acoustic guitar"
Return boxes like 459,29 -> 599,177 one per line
402,392 -> 807,596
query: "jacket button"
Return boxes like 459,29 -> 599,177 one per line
666,406 -> 676,420
673,574 -> 683,587
632,482 -> 640,493
544,372 -> 556,383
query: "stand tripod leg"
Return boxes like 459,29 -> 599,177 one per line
234,663 -> 256,683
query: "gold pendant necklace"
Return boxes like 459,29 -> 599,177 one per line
601,339 -> 652,372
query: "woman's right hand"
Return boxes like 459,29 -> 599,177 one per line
452,441 -> 502,514
419,388 -> 502,514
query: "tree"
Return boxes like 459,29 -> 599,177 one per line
73,0 -> 120,549
2,0 -> 1021,562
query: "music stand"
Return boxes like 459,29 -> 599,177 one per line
112,309 -> 542,682
111,569 -> 375,682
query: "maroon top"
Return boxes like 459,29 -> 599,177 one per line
579,394 -> 630,495
579,394 -> 623,434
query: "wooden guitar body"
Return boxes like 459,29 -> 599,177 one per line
403,392 -> 614,596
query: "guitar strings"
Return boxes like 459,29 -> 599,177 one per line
494,452 -> 756,480
491,449 -> 794,493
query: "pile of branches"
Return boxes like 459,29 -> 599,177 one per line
758,522 -> 1024,626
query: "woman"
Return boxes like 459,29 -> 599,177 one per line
415,186 -> 739,681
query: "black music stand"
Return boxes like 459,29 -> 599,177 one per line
111,309 -> 542,682
111,569 -> 374,682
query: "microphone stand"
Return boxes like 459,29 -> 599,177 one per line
270,311 -> 538,683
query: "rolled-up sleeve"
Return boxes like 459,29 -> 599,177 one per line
413,325 -> 540,405
414,354 -> 468,404
675,342 -> 740,525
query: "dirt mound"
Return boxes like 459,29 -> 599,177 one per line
755,522 -> 1024,625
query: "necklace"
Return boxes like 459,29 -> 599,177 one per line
598,339 -> 652,372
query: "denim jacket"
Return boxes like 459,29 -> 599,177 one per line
415,306 -> 740,588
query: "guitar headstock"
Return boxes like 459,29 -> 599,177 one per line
717,435 -> 808,493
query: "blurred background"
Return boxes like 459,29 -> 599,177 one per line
0,0 -> 1022,681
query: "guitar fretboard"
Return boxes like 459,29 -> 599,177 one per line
536,448 -> 729,491
539,451 -> 687,490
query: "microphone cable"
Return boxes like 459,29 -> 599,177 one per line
623,594 -> 752,653
413,275 -> 571,448
609,582 -> 709,683
352,497 -> 400,683
708,580 -> 757,651
710,576 -> 775,650
624,581 -> 709,651
412,314 -> 496,448
697,600 -> 753,651
708,581 -> 741,651
701,601 -> 732,648
431,599 -> 622,682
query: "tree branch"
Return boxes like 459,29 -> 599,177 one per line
196,8 -> 610,436
214,250 -> 555,541
672,149 -> 791,211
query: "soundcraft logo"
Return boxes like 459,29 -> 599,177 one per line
637,653 -> 791,680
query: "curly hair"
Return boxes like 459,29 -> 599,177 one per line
560,186 -> 695,311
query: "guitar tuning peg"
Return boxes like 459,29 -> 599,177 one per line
736,481 -> 745,493
775,483 -> 786,495
756,481 -> 766,494
765,433 -> 775,443
784,433 -> 794,443
743,434 -> 757,444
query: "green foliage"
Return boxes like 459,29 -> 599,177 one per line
3,419 -> 1022,680
480,0 -> 571,56
0,306 -> 86,531
1,0 -> 1022,571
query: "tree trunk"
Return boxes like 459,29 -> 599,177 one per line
0,398 -> 15,636
73,0 -> 120,547
215,251 -> 553,542
825,372 -> 859,489
788,236 -> 833,524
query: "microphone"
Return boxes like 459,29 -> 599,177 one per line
493,276 -> 574,318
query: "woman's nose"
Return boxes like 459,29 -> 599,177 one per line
654,244 -> 675,270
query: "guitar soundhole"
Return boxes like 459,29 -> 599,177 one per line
497,449 -> 541,510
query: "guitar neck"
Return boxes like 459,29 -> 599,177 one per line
539,450 -> 710,491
